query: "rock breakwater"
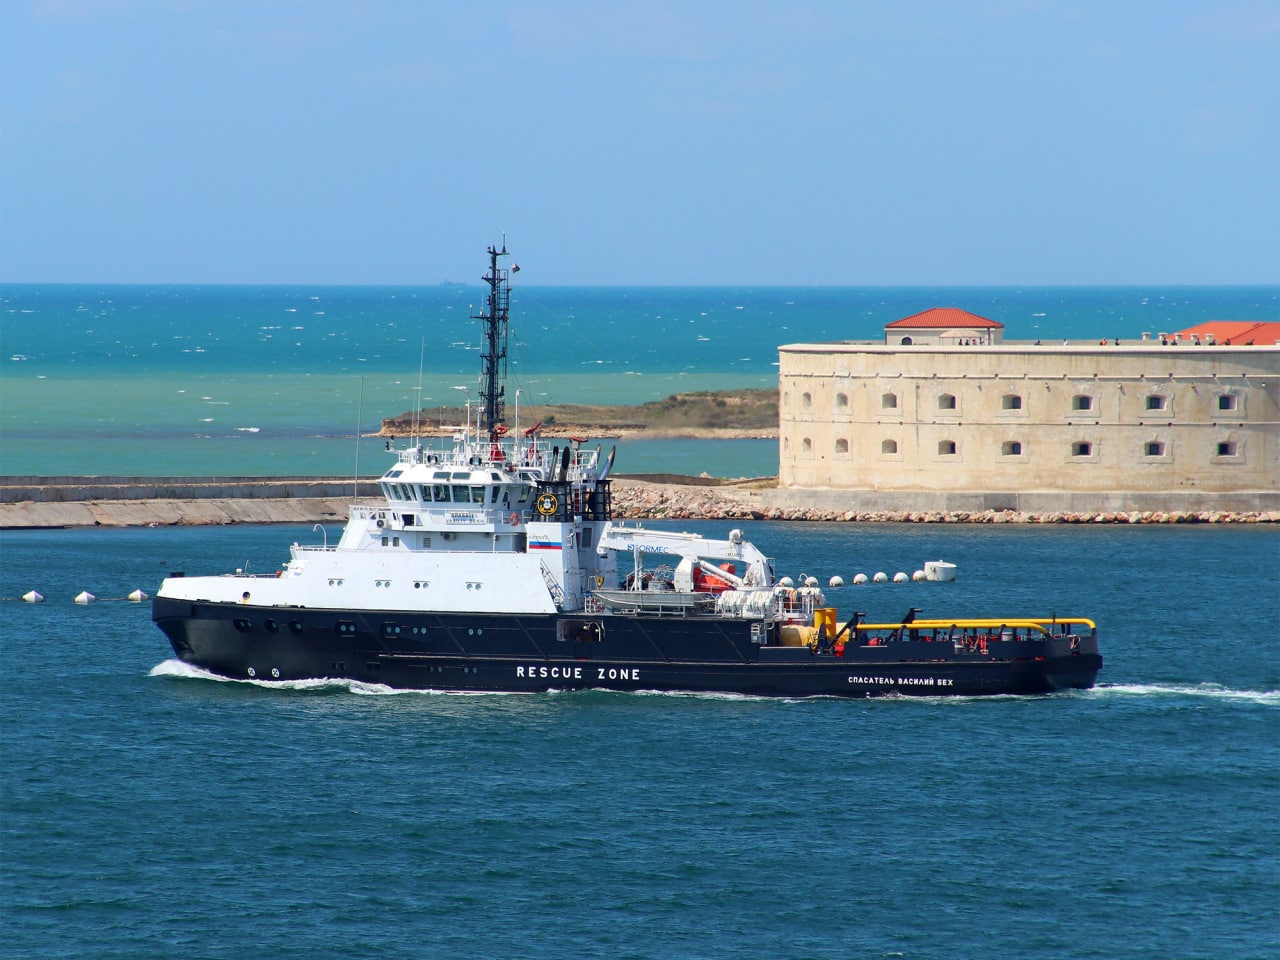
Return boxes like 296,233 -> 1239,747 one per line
2,477 -> 1274,528
609,481 -> 1278,524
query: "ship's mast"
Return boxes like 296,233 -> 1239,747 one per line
473,240 -> 511,441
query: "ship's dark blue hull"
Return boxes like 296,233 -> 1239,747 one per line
153,597 -> 1101,697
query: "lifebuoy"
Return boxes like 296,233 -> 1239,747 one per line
509,512 -> 520,525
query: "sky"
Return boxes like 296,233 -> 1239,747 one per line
1,0 -> 1277,286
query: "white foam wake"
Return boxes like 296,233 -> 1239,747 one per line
1090,682 -> 1280,706
147,660 -> 530,696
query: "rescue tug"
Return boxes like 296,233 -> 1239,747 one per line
152,245 -> 1102,697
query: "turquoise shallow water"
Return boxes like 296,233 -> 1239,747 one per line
2,520 -> 1277,958
3,283 -> 1276,477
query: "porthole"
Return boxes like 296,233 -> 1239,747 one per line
264,618 -> 279,633
233,618 -> 253,633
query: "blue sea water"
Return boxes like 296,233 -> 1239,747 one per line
2,520 -> 1277,959
2,283 -> 1276,477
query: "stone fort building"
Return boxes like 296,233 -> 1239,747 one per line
777,311 -> 1280,512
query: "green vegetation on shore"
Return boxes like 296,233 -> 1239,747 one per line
380,388 -> 779,437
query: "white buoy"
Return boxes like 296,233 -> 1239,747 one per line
872,571 -> 889,583
829,576 -> 845,588
74,591 -> 96,605
778,576 -> 795,587
128,589 -> 149,602
804,576 -> 819,588
912,570 -> 927,581
893,572 -> 909,583
924,561 -> 957,582
22,590 -> 44,603
852,573 -> 869,585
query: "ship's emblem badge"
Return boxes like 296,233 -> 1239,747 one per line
536,493 -> 559,516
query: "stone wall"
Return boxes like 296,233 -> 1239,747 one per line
778,341 -> 1280,505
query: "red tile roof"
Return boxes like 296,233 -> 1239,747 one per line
885,307 -> 1003,330
1174,321 -> 1280,345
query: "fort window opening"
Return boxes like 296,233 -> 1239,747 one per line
1217,441 -> 1238,457
1217,395 -> 1238,412
938,440 -> 957,455
801,392 -> 812,410
835,438 -> 849,454
1146,395 -> 1167,411
835,392 -> 848,410
1002,395 -> 1022,410
1001,441 -> 1022,456
938,393 -> 957,410
1145,441 -> 1165,457
1072,395 -> 1093,411
1072,441 -> 1093,457
881,393 -> 898,410
882,439 -> 898,455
